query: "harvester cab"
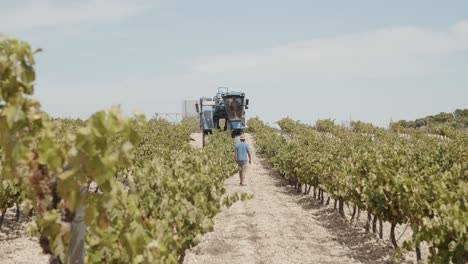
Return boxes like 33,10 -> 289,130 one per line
222,92 -> 248,136
196,87 -> 249,146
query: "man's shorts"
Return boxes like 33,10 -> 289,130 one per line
236,160 -> 248,172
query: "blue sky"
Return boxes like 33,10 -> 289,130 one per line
1,0 -> 467,126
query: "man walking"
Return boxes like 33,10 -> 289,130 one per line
235,134 -> 251,186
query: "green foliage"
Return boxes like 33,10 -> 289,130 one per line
180,117 -> 200,133
130,130 -> 237,261
0,174 -> 25,222
249,117 -> 468,263
0,37 -> 45,181
1,36 -> 244,264
391,109 -> 468,132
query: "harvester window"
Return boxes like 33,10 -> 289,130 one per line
203,110 -> 213,128
226,97 -> 243,120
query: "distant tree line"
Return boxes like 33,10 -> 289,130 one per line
391,109 -> 468,134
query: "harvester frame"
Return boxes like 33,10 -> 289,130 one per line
196,87 -> 249,146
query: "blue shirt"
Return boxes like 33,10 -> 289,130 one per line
235,142 -> 250,161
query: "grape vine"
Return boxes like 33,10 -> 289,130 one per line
1,37 -> 246,263
248,117 -> 467,263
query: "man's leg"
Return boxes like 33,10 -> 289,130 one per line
240,169 -> 245,185
239,167 -> 243,185
241,163 -> 246,185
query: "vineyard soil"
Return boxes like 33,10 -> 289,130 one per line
184,133 -> 400,264
0,209 -> 48,264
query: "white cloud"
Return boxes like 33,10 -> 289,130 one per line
34,20 -> 468,125
142,20 -> 468,124
0,0 -> 151,32
186,20 -> 468,82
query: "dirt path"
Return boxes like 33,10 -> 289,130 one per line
0,210 -> 48,264
184,133 -> 397,264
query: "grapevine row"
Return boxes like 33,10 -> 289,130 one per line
1,37 -> 245,263
248,117 -> 467,263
